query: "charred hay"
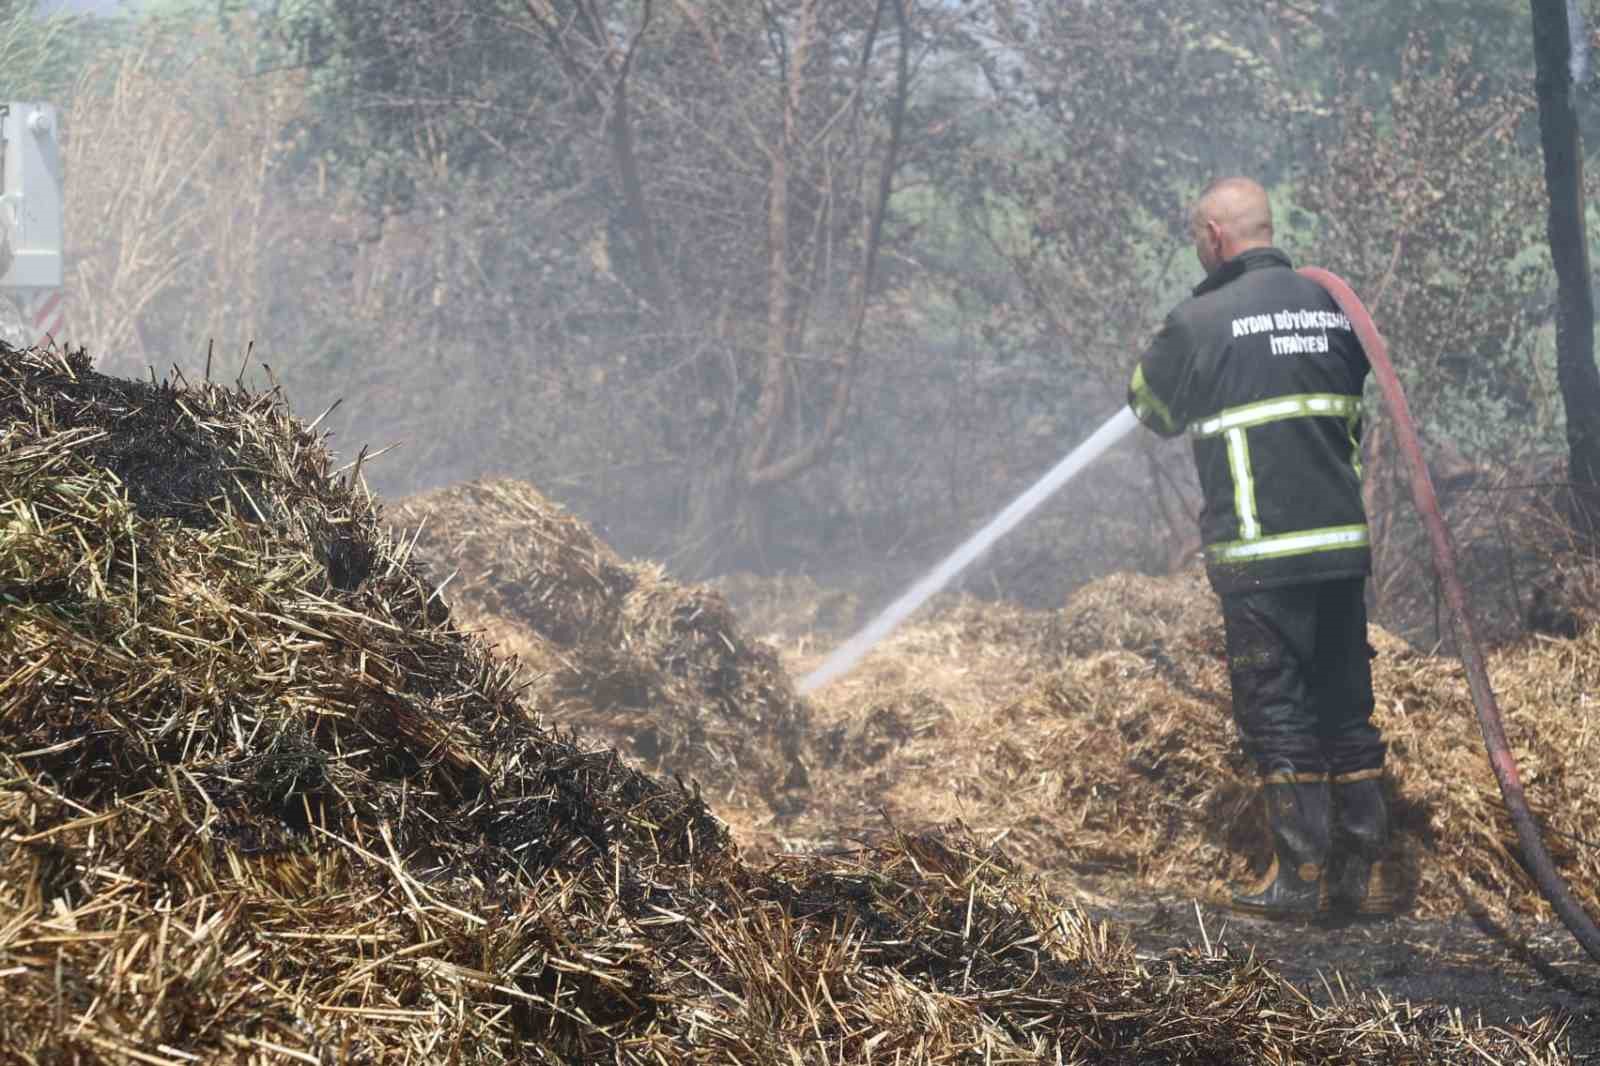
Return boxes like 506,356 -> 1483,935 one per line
390,481 -> 809,811
0,343 -> 1579,1062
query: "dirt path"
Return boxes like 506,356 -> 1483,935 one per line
1073,873 -> 1600,1058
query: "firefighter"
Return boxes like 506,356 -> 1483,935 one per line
1128,177 -> 1394,919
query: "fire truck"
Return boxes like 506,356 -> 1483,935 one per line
0,101 -> 63,348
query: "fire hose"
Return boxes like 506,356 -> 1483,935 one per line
1302,267 -> 1600,962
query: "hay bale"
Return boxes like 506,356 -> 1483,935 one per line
0,345 -> 1577,1062
803,639 -> 1251,883
391,480 -> 810,809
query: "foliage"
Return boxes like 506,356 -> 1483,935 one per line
41,0 -> 1588,610
0,2 -> 113,101
894,2 -> 1317,570
1295,41 -> 1550,455
267,0 -> 571,212
63,15 -> 309,376
1286,39 -> 1554,619
253,0 -> 964,574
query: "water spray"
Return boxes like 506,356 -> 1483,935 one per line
1301,266 -> 1600,962
797,406 -> 1140,694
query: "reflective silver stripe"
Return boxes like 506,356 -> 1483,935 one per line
1207,524 -> 1369,563
1225,427 -> 1259,540
1191,393 -> 1360,439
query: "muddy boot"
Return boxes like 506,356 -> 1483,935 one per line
1328,769 -> 1397,916
1229,770 -> 1330,918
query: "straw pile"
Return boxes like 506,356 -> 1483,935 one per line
0,344 -> 1581,1062
710,571 -> 863,643
797,565 -> 1600,926
389,481 -> 809,812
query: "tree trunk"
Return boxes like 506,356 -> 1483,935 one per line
1530,0 -> 1600,541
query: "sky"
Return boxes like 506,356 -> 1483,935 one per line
37,0 -> 143,13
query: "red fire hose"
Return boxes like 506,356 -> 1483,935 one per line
1302,267 -> 1600,963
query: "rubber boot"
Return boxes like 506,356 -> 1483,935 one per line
1327,770 -> 1398,916
1228,771 -> 1331,918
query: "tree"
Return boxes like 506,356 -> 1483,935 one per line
1291,39 -> 1550,631
0,3 -> 105,102
1529,0 -> 1600,539
56,0 -> 1579,598
924,2 -> 1309,567
467,0 -> 929,571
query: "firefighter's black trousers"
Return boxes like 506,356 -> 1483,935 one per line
1220,577 -> 1386,777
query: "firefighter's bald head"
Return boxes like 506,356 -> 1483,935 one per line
1189,177 -> 1273,275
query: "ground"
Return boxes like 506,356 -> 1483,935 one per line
712,820 -> 1600,1057
716,586 -> 1600,1061
394,480 -> 1600,1060
1091,876 -> 1600,1057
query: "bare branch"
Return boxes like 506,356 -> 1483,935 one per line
749,0 -> 910,486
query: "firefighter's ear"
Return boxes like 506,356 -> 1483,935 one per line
1202,218 -> 1227,267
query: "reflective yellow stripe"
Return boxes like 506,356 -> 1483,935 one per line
1347,403 -> 1364,480
1197,393 -> 1365,546
1207,524 -> 1369,564
1226,427 -> 1259,540
1190,393 -> 1360,439
1130,365 -> 1179,435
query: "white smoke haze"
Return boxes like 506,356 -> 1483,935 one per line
800,406 -> 1139,693
1569,0 -> 1590,85
18,0 -> 1578,647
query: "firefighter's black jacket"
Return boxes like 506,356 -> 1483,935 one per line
1128,247 -> 1371,595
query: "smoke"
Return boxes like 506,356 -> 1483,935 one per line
799,406 -> 1139,694
1569,0 -> 1590,86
